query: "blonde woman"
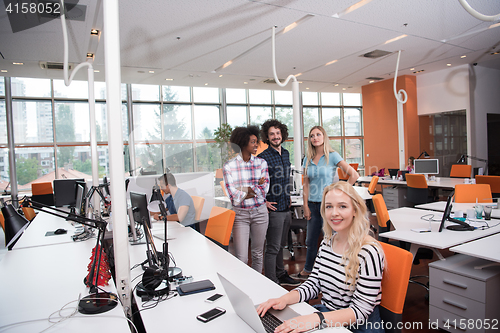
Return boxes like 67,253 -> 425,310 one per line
257,182 -> 384,333
297,126 -> 359,279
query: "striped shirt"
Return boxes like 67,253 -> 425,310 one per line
295,238 -> 384,324
223,154 -> 269,209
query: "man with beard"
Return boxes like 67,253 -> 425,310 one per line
258,119 -> 300,286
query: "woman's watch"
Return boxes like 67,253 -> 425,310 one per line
315,311 -> 327,329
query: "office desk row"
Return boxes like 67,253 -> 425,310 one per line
357,176 -> 466,190
0,213 -> 130,332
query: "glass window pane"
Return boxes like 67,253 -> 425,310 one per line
344,108 -> 362,136
275,107 -> 293,137
249,106 -> 271,126
343,93 -> 362,106
321,92 -> 340,106
249,89 -> 271,104
322,107 -> 341,136
345,139 -> 362,164
13,101 -> 53,143
132,104 -> 161,141
196,142 -> 221,172
121,103 -> 129,142
227,106 -> 247,128
329,139 -> 343,157
274,90 -> 292,105
135,143 -> 163,175
0,80 -> 4,95
11,77 -> 51,97
164,104 -> 192,140
302,92 -> 318,105
63,146 -> 105,178
302,107 -> 319,137
53,79 -> 88,99
0,101 -> 7,144
97,146 -> 109,177
163,86 -> 191,102
132,84 -> 160,101
281,141 -> 296,168
194,105 -> 220,139
193,87 -> 219,103
94,81 -> 107,100
55,102 -> 90,142
95,103 -> 108,142
15,147 -> 55,188
164,143 -> 194,173
0,148 -> 10,190
226,88 -> 246,104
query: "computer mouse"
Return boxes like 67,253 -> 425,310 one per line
54,228 -> 67,235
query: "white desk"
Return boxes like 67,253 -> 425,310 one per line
357,176 -> 465,190
380,207 -> 500,260
0,241 -> 129,332
416,201 -> 500,219
449,233 -> 500,263
130,225 -> 349,332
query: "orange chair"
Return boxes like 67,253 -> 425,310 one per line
31,182 -> 54,206
450,164 -> 472,178
22,207 -> 36,221
368,176 -> 379,195
0,211 -> 4,230
379,242 -> 413,333
475,175 -> 500,196
454,184 -> 492,203
338,163 -> 358,181
220,180 -> 228,197
372,194 -> 392,243
204,206 -> 235,250
215,168 -> 223,180
191,195 -> 205,221
405,174 -> 429,205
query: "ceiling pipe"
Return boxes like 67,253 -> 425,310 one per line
393,50 -> 408,170
457,0 -> 500,22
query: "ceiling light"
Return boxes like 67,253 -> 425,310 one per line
13,62 -> 23,65
218,75 -> 223,77
306,87 -> 309,90
149,70 -> 154,74
282,14 -> 314,34
283,22 -> 298,34
165,78 -> 174,81
222,60 -> 233,69
384,34 -> 407,45
325,60 -> 338,66
369,80 -> 374,83
243,82 -> 248,84
204,83 -> 208,86
447,64 -> 451,66
443,22 -> 500,43
461,55 -> 467,59
90,29 -> 99,36
410,68 -> 415,70
295,73 -> 302,77
332,0 -> 373,18
334,84 -> 339,87
1,70 -> 7,73
94,70 -> 100,73
342,88 -> 346,90
489,23 -> 500,29
491,51 -> 500,55
86,53 -> 94,59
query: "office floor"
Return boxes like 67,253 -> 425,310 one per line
226,214 -> 448,333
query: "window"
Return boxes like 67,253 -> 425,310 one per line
227,106 -> 247,127
194,105 -> 220,140
226,88 -> 246,104
249,106 -> 271,125
163,104 -> 192,140
132,84 -> 160,101
53,79 -> 89,99
163,86 -> 190,102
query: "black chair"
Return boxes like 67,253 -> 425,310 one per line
287,207 -> 307,260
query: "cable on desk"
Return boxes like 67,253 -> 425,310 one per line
420,214 -> 441,222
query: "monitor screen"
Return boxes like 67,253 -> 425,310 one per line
414,159 -> 439,175
75,182 -> 87,216
438,192 -> 454,232
53,178 -> 85,207
130,191 -> 151,228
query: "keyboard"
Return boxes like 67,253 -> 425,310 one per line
260,311 -> 283,333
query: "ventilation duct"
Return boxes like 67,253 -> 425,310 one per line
39,61 -> 73,70
360,50 -> 392,58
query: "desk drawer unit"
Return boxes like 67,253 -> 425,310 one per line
382,187 -> 409,209
429,254 -> 500,333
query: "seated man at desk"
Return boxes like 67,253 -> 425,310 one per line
152,173 -> 196,227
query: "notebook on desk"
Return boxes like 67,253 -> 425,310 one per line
217,273 -> 317,333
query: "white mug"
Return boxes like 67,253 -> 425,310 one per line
464,178 -> 470,184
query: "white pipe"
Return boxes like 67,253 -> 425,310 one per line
458,0 -> 500,22
393,50 -> 408,170
271,26 -> 303,187
103,0 -> 131,316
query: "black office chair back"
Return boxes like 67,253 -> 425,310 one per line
406,187 -> 429,205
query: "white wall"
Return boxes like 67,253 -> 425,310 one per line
469,64 -> 500,170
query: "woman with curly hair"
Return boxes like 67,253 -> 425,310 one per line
257,182 -> 384,333
222,125 -> 269,273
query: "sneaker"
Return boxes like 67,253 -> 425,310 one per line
290,271 -> 311,281
279,274 -> 302,286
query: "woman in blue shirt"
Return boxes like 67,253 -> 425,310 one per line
296,126 -> 359,279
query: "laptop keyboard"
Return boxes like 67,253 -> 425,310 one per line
260,311 -> 283,333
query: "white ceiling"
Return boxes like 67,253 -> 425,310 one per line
1,0 -> 499,93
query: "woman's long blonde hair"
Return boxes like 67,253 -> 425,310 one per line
320,182 -> 382,290
304,126 -> 334,176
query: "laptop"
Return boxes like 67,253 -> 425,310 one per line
217,273 -> 316,333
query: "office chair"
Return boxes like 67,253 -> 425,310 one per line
449,164 -> 472,178
21,207 -> 36,221
372,194 -> 393,243
405,174 -> 430,206
220,181 -> 228,197
215,168 -> 224,184
368,176 -> 379,195
0,211 -> 4,230
287,208 -> 307,261
191,196 -> 205,221
454,184 -> 492,203
379,242 -> 413,333
475,175 -> 500,197
337,163 -> 358,181
204,206 -> 235,250
31,182 -> 55,206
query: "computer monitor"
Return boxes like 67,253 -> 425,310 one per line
130,191 -> 151,229
53,178 -> 85,207
388,169 -> 399,178
414,159 -> 439,175
75,182 -> 87,216
438,191 -> 475,232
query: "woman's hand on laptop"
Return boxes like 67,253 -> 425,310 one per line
275,314 -> 321,333
256,298 -> 287,316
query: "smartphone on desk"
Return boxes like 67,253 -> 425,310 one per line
196,307 -> 226,323
205,293 -> 223,303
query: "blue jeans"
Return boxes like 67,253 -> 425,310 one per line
304,201 -> 323,272
313,304 -> 383,333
